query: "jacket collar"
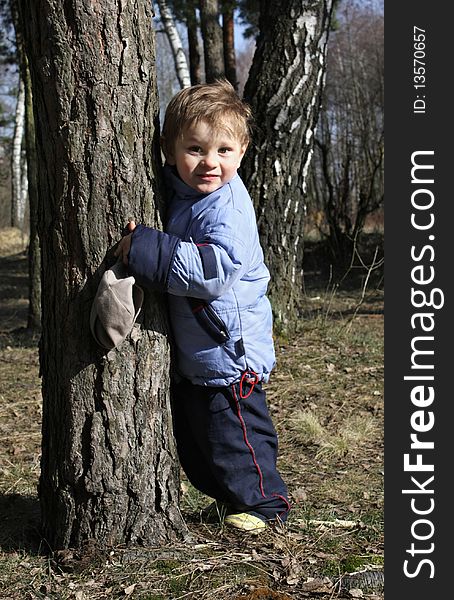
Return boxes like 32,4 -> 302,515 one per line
164,164 -> 204,201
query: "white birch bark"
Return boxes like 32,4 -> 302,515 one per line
19,152 -> 28,225
155,0 -> 191,89
242,0 -> 334,328
11,76 -> 26,228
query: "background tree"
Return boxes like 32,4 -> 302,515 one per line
185,0 -> 202,85
10,74 -> 26,228
168,0 -> 202,85
154,11 -> 180,119
10,0 -> 41,329
242,0 -> 334,330
5,0 -> 29,233
23,54 -> 40,330
19,0 -> 185,549
221,0 -> 237,89
0,101 -> 14,226
199,0 -> 224,82
308,0 -> 384,263
0,0 -> 25,230
155,0 -> 191,88
156,0 -> 238,89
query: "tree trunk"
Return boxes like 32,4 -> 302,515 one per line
242,0 -> 334,330
199,0 -> 225,82
222,4 -> 237,90
186,1 -> 202,85
156,0 -> 191,88
12,0 -> 40,329
19,0 -> 186,549
23,56 -> 41,331
11,75 -> 26,229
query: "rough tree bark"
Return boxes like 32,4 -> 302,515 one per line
19,0 -> 186,549
156,0 -> 191,88
199,0 -> 225,82
242,0 -> 334,330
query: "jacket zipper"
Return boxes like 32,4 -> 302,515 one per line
204,304 -> 230,341
187,297 -> 230,344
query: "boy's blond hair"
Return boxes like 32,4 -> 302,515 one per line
161,79 -> 252,153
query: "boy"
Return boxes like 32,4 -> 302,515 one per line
115,80 -> 290,531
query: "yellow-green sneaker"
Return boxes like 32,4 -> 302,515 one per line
224,512 -> 266,532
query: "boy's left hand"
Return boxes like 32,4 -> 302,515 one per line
114,220 -> 136,265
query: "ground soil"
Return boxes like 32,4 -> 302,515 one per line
0,228 -> 384,600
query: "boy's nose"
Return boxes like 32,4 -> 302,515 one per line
200,153 -> 218,169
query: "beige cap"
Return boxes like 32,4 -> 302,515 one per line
90,261 -> 144,350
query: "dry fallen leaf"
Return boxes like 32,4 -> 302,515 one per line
124,583 -> 136,595
284,557 -> 304,586
301,577 -> 333,593
348,589 -> 364,598
291,487 -> 308,502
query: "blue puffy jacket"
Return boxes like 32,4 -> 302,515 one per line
128,165 -> 276,386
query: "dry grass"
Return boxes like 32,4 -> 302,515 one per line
0,227 -> 29,256
291,410 -> 377,460
0,228 -> 383,600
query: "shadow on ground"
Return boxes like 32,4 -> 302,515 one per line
0,493 -> 43,554
0,251 -> 30,336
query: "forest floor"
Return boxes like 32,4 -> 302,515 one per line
0,227 -> 384,600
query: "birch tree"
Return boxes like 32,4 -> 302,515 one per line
242,0 -> 334,330
11,74 -> 26,228
165,0 -> 202,85
156,0 -> 191,88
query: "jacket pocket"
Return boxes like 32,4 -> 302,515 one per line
187,297 -> 230,345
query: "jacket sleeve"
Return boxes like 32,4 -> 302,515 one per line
128,224 -> 181,291
127,206 -> 252,299
167,206 -> 251,300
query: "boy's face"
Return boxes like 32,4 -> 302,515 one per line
165,120 -> 246,194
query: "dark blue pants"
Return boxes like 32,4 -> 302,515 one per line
171,375 -> 290,522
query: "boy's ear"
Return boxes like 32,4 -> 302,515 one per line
238,144 -> 248,166
160,136 -> 175,165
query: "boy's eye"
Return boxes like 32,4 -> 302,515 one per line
188,146 -> 203,153
219,147 -> 232,154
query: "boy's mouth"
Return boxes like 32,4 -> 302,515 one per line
197,174 -> 220,180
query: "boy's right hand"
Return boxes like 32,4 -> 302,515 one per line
114,220 -> 136,266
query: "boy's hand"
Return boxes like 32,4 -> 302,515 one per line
114,220 -> 136,265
